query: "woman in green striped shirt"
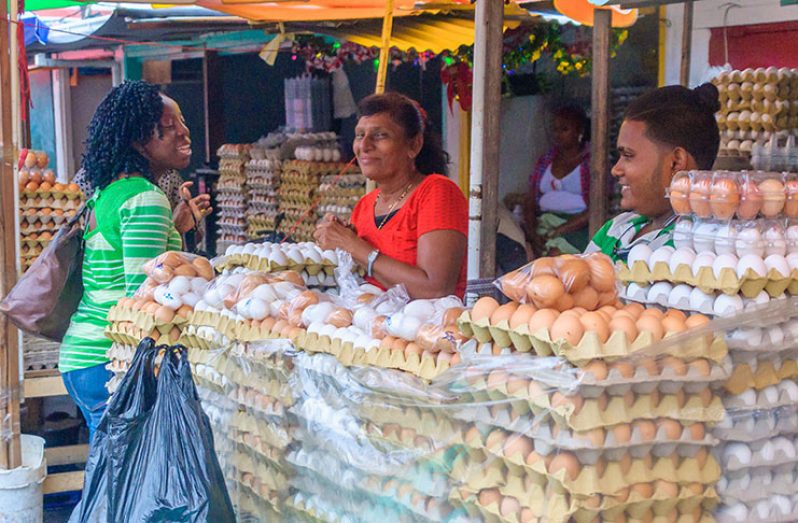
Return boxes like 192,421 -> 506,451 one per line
60,81 -> 192,443
585,83 -> 722,262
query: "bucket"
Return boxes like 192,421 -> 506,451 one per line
0,435 -> 47,523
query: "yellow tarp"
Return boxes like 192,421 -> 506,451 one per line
194,0 -> 444,22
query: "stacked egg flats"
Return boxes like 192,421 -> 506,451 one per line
215,144 -> 251,252
244,146 -> 282,240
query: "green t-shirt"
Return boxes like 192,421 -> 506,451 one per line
584,212 -> 675,263
59,177 -> 182,373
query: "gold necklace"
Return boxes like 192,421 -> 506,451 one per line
376,182 -> 414,229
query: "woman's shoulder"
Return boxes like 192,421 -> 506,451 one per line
416,174 -> 466,200
98,177 -> 169,212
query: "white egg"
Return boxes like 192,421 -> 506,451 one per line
354,335 -> 371,349
694,222 -> 719,253
723,442 -> 753,466
647,281 -> 673,306
305,249 -> 322,264
773,495 -> 792,516
353,307 -> 378,331
668,284 -> 694,309
649,246 -> 675,268
753,500 -> 771,520
404,300 -> 436,320
786,225 -> 798,254
735,227 -> 765,257
248,298 -> 269,321
712,253 -> 739,279
385,312 -> 405,338
625,282 -> 648,302
737,254 -> 767,278
153,285 -> 169,304
252,284 -> 277,302
714,294 -> 744,317
764,254 -> 791,277
785,319 -> 798,340
627,244 -> 653,266
307,321 -> 324,335
269,250 -> 289,267
359,283 -> 383,295
319,323 -> 337,339
765,325 -> 785,345
691,251 -> 717,275
715,223 -> 737,256
779,380 -> 798,402
194,300 -> 209,312
673,219 -> 694,250
787,253 -> 798,272
271,282 -> 297,299
237,299 -> 252,320
761,385 -> 780,405
375,301 -> 398,315
191,277 -> 209,295
307,302 -> 337,326
285,248 -> 305,265
689,287 -> 715,314
433,296 -> 464,311
224,274 -> 245,288
242,243 -> 257,255
737,389 -> 757,406
716,503 -> 748,523
181,292 -> 200,308
159,291 -> 183,311
322,250 -> 338,265
167,276 -> 191,296
669,247 -> 696,273
763,226 -> 787,257
203,288 -> 222,309
728,327 -> 762,347
269,300 -> 283,318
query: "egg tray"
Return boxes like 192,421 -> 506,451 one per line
230,431 -> 292,475
19,237 -> 51,248
718,465 -> 798,503
19,221 -> 61,234
298,331 -> 455,381
622,282 -> 768,318
714,404 -> 798,442
191,362 -> 227,392
214,254 -> 331,277
720,434 -> 798,472
358,476 -> 455,522
231,482 -> 283,520
230,410 -> 292,452
231,384 -> 293,416
723,379 -> 798,411
357,405 -> 462,446
723,359 -> 798,395
103,321 -> 179,346
493,390 -> 723,432
716,496 -> 798,523
106,304 -> 189,332
619,260 -> 798,298
451,459 -> 718,523
228,460 -> 286,508
725,322 -> 798,352
19,189 -> 82,200
19,195 -> 82,208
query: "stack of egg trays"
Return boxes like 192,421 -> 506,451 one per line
317,171 -> 366,223
285,351 -> 469,523
219,339 -> 297,521
215,144 -> 250,251
443,347 -> 727,523
712,297 -> 798,523
245,148 -> 281,240
277,160 -> 323,243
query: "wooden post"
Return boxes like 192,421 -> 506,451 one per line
374,0 -> 394,95
466,0 -> 503,299
0,0 -> 22,470
680,0 -> 694,87
589,9 -> 612,238
203,50 -> 224,167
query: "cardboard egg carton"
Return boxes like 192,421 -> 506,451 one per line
619,260 -> 798,298
726,323 -> 798,352
107,304 -> 189,332
230,427 -> 290,471
714,405 -> 798,442
458,311 -> 727,365
358,405 -> 461,445
232,384 -> 292,416
723,380 -> 798,411
179,323 -> 233,351
716,496 -> 798,523
230,410 -> 292,451
723,358 -> 798,394
721,436 -> 798,471
718,465 -> 798,503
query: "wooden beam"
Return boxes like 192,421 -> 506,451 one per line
374,0 -> 395,95
45,444 -> 89,467
589,9 -> 612,238
0,0 -> 21,471
43,471 -> 84,495
202,50 -> 224,166
467,0 -> 503,291
680,0 -> 694,87
23,376 -> 68,399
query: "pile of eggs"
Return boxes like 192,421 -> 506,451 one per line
497,253 -> 617,311
317,172 -> 366,222
669,170 -> 798,220
293,146 -> 342,163
245,153 -> 281,239
215,143 -> 251,249
673,218 -> 798,257
219,241 -> 338,288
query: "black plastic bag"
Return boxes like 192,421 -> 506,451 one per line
71,338 -> 235,522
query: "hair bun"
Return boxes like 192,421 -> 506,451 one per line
693,83 -> 721,113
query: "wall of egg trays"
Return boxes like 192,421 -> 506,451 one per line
103,244 -> 798,522
215,144 -> 251,253
317,171 -> 366,224
622,168 -> 798,522
714,67 -> 798,158
245,146 -> 282,240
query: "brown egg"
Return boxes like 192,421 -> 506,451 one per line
657,418 -> 683,439
29,171 -> 42,184
687,358 -> 711,377
527,380 -> 546,400
669,174 -> 691,214
635,315 -> 665,341
660,356 -> 688,376
636,357 -> 660,377
685,313 -> 710,329
635,420 -> 657,442
710,178 -> 741,219
612,423 -> 632,444
260,317 -> 276,332
759,178 -> 786,217
638,307 -> 664,319
530,257 -> 557,277
525,451 -> 543,466
586,253 -> 616,292
499,496 -> 520,519
697,387 -> 713,407
508,303 -> 537,329
597,291 -> 618,307
623,302 -> 645,319
519,508 -> 535,523
500,270 -> 528,301
404,343 -> 422,359
503,434 -> 534,460
550,314 -> 585,345
580,359 -> 608,380
527,308 -> 559,333
581,495 -> 602,509
442,307 -> 465,326
688,176 -> 712,217
548,451 -> 580,481
490,302 -> 518,326
610,361 -> 635,378
525,275 -> 565,308
631,482 -> 654,499
785,180 -> 798,218
598,305 -> 618,318
478,488 -> 502,507
551,391 -> 584,413
571,285 -> 599,310
485,429 -> 507,451
685,482 -> 704,496
471,296 -> 500,322
661,315 -> 687,334
557,259 -> 591,293
687,422 -> 705,440
579,427 -> 606,447
463,426 -> 482,446
176,304 -> 193,318
391,338 -> 408,352
24,181 -> 39,192
738,179 -> 763,219
608,316 -> 638,343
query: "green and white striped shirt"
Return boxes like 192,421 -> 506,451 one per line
584,212 -> 675,263
59,177 -> 182,373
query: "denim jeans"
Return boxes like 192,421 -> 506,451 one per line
62,362 -> 112,445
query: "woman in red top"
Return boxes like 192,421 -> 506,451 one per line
314,92 -> 468,299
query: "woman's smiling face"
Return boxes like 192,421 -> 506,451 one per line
353,112 -> 421,182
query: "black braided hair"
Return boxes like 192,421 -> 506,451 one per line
81,80 -> 164,190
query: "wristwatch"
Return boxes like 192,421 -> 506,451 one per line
366,249 -> 380,278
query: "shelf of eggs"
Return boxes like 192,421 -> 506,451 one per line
276,144 -> 346,243
316,170 -> 366,223
18,153 -> 83,272
244,146 -> 281,240
713,67 -> 798,159
215,144 -> 251,253
618,169 -> 798,522
101,252 -> 215,394
216,241 -> 339,290
450,254 -> 726,522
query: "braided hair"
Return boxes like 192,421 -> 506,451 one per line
81,80 -> 164,190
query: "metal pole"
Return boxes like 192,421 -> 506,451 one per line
374,0 -> 394,95
680,0 -> 694,87
466,0 -> 503,303
589,9 -> 612,237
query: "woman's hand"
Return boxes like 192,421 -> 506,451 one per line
314,214 -> 371,257
173,182 -> 212,234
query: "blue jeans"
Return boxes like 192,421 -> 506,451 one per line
62,363 -> 112,445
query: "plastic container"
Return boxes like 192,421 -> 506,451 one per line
689,171 -> 713,218
668,171 -> 691,215
710,171 -> 741,220
0,434 -> 46,522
